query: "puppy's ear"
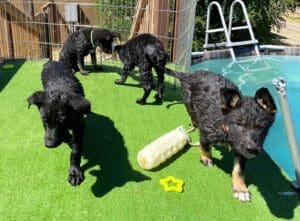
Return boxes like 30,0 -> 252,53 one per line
220,88 -> 241,113
255,87 -> 277,114
27,91 -> 45,108
68,94 -> 91,114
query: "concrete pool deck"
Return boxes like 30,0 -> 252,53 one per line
272,9 -> 300,46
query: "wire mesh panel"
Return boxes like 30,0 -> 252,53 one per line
0,0 -> 197,71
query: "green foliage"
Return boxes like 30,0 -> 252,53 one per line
95,0 -> 137,37
193,0 -> 297,51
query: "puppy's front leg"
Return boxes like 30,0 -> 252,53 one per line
154,67 -> 164,104
232,153 -> 251,202
115,64 -> 133,84
90,51 -> 103,71
77,55 -> 89,75
68,126 -> 84,186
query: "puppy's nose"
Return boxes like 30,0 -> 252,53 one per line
246,146 -> 261,155
45,139 -> 59,148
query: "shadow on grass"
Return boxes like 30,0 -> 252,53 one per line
83,64 -> 122,74
85,64 -> 183,103
82,112 -> 150,197
0,59 -> 25,92
213,146 -> 299,219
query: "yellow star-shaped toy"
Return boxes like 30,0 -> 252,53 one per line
159,176 -> 184,193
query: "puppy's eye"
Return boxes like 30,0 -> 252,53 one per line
235,122 -> 242,127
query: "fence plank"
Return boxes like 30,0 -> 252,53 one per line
4,12 -> 14,58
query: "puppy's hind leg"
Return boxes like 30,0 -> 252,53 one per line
136,64 -> 154,105
154,66 -> 165,104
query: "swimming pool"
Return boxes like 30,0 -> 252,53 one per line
191,55 -> 300,180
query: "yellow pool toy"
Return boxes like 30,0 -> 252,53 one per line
159,176 -> 184,193
2,64 -> 14,70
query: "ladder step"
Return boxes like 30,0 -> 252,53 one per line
203,42 -> 227,49
231,25 -> 249,31
207,28 -> 225,33
226,40 -> 258,47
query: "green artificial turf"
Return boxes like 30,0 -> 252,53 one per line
0,60 -> 299,220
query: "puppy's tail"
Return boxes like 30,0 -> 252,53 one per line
165,67 -> 186,80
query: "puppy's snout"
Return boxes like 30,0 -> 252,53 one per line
246,147 -> 261,155
45,138 -> 59,148
246,145 -> 261,155
44,129 -> 60,148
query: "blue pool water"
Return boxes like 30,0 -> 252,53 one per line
191,55 -> 300,179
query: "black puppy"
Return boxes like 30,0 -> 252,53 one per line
167,69 -> 277,202
27,61 -> 91,186
59,28 -> 120,75
115,33 -> 169,105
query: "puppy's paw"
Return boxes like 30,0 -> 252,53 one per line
200,157 -> 214,167
136,98 -> 146,105
68,166 -> 84,186
115,79 -> 125,85
154,94 -> 163,104
233,188 -> 251,202
80,70 -> 89,75
200,151 -> 213,167
232,171 -> 251,202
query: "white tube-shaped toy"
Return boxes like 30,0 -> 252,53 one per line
137,126 -> 191,170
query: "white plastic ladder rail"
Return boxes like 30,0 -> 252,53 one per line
203,1 -> 236,60
228,0 -> 260,59
204,0 -> 260,62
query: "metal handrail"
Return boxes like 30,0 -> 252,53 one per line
204,0 -> 260,62
273,78 -> 300,193
228,0 -> 260,58
204,1 -> 236,61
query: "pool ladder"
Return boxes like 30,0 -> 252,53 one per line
203,0 -> 260,62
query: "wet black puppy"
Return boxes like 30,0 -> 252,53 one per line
115,33 -> 169,105
166,68 -> 277,202
27,61 -> 91,186
59,28 -> 120,75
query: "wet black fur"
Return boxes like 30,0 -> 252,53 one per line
27,61 -> 91,186
59,28 -> 120,75
166,69 -> 277,199
115,33 -> 169,105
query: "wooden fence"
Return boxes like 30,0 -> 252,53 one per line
0,0 -> 197,71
